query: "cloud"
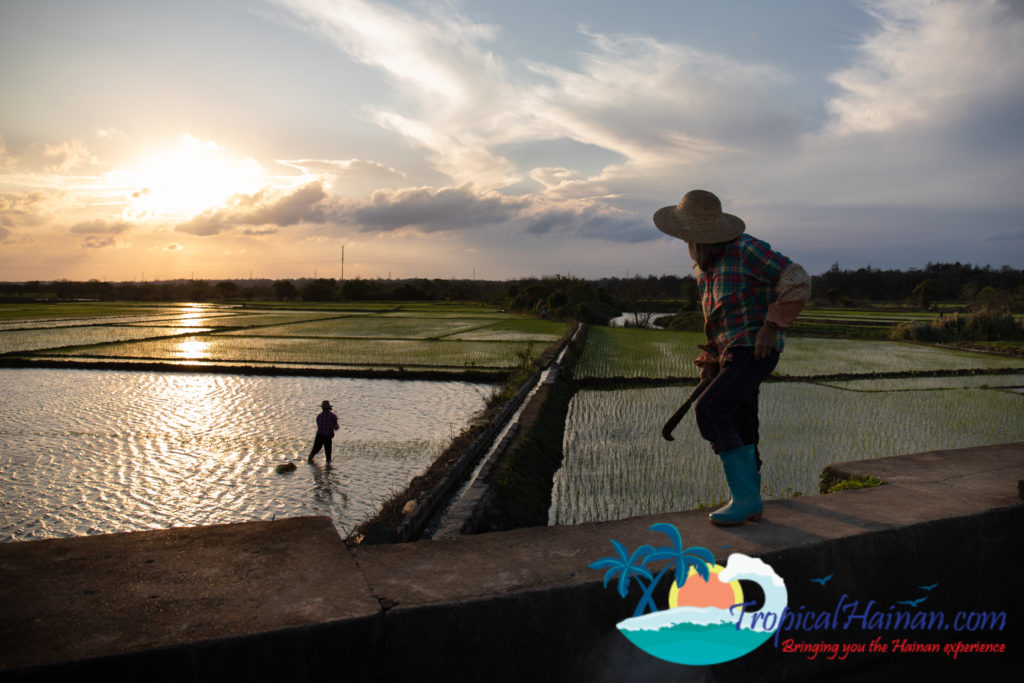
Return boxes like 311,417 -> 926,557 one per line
826,0 -> 1024,136
272,0 -> 800,199
0,226 -> 9,242
170,175 -> 652,244
175,182 -> 331,235
163,242 -> 183,251
277,158 -> 408,195
81,235 -> 116,249
69,219 -> 131,234
345,184 -> 527,232
989,229 -> 1024,241
44,139 -> 99,173
0,191 -> 53,228
523,30 -> 792,164
341,183 -> 651,242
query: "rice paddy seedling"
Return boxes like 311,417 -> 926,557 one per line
0,303 -> 174,321
815,374 -> 1024,392
382,302 -> 506,315
0,326 -> 208,355
443,318 -> 569,341
778,338 -> 1024,376
46,334 -> 536,368
184,312 -> 338,328
220,316 -> 497,339
551,382 -> 1023,525
574,327 -> 704,379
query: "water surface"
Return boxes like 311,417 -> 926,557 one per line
0,368 -> 491,541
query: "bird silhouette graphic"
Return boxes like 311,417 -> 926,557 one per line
918,583 -> 939,592
896,596 -> 928,608
810,573 -> 833,586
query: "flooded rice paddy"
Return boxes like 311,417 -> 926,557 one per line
0,302 -> 564,542
552,375 -> 1024,525
0,368 -> 491,541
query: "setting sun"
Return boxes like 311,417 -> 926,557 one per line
119,135 -> 265,220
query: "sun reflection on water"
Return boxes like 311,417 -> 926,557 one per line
175,338 -> 211,360
176,303 -> 213,328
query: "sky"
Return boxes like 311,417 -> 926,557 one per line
1,0 -> 1023,282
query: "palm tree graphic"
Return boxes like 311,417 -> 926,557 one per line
590,523 -> 715,617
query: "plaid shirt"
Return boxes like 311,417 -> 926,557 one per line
696,234 -> 792,361
316,410 -> 339,436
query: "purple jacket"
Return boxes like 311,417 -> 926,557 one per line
316,410 -> 339,436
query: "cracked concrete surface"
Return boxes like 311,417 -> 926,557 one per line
2,442 -> 1021,682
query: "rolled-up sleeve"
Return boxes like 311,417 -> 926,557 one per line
766,263 -> 810,329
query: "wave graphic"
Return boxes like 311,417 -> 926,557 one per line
618,606 -> 771,665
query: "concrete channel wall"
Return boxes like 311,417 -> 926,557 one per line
2,442 -> 1022,682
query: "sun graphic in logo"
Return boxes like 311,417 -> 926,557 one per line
668,563 -> 745,610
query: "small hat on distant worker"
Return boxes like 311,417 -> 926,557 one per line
653,189 -> 745,244
321,400 -> 333,409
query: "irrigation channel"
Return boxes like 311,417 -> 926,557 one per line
427,324 -> 583,538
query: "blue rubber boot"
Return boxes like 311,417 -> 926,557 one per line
709,444 -> 763,526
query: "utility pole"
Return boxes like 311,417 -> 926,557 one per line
341,244 -> 345,281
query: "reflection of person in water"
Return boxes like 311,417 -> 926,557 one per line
310,462 -> 348,522
307,400 -> 339,463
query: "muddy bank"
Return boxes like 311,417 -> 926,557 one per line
349,326 -> 579,544
469,326 -> 587,532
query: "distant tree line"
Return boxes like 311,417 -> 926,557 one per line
813,261 -> 1024,309
2,262 -> 1021,315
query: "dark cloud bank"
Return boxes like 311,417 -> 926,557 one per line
174,182 -> 652,243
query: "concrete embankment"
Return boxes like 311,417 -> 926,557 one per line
2,442 -> 1021,682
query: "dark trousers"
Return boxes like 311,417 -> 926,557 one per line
694,347 -> 779,465
309,434 -> 333,460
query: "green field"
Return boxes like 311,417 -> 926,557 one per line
219,315 -> 496,339
575,327 -> 704,379
552,379 -> 1024,524
555,313 -> 1024,524
574,325 -> 1024,380
0,326 -> 211,355
43,335 -> 530,368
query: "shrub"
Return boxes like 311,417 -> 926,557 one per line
890,308 -> 1024,343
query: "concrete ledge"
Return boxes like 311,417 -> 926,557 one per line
2,443 -> 1022,681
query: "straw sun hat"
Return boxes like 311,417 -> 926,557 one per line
653,189 -> 745,244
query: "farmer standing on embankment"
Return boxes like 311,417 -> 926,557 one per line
654,189 -> 810,526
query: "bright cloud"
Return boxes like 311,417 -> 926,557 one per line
826,0 -> 1024,136
0,191 -> 54,228
43,139 -> 99,173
